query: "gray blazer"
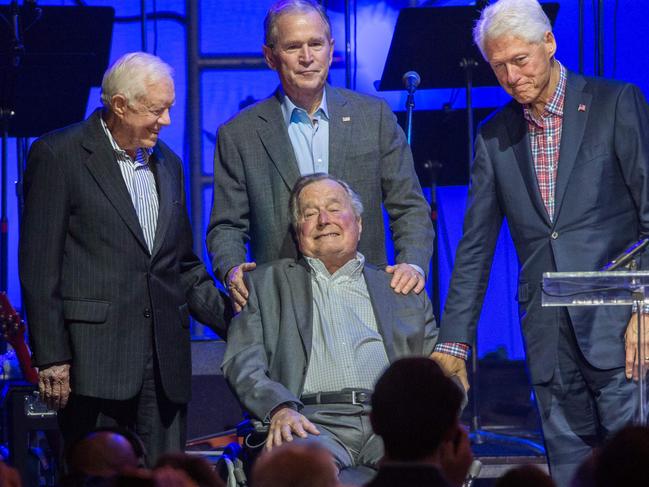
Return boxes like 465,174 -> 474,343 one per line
19,110 -> 229,403
207,85 -> 434,281
222,259 -> 438,421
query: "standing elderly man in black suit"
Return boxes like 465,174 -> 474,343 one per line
432,0 -> 649,485
207,0 -> 433,313
223,174 -> 438,485
19,52 -> 228,465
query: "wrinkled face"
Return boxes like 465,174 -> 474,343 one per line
263,10 -> 333,104
485,32 -> 556,107
117,78 -> 175,151
296,179 -> 362,266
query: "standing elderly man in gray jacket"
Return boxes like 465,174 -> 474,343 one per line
207,0 -> 433,313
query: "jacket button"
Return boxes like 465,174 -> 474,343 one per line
143,308 -> 152,318
551,231 -> 559,240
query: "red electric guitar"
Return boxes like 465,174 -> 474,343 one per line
0,292 -> 38,384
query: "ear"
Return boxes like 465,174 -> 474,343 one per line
263,44 -> 277,71
111,94 -> 129,118
357,217 -> 362,240
543,31 -> 557,59
328,38 -> 335,67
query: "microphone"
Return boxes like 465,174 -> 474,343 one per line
402,70 -> 421,94
601,238 -> 649,271
462,459 -> 482,487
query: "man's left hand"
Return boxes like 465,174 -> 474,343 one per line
625,312 -> 649,380
385,263 -> 425,295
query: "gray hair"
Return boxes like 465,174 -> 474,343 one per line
289,173 -> 363,230
264,0 -> 332,47
100,52 -> 174,107
473,0 -> 552,59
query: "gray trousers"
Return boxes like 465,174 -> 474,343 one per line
294,403 -> 383,485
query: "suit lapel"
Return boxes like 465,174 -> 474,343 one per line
505,103 -> 552,226
285,260 -> 314,362
326,85 -> 352,180
364,267 -> 397,362
257,91 -> 301,191
554,73 -> 591,221
150,146 -> 172,257
81,112 -> 149,252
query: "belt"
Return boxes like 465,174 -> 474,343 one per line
301,389 -> 372,406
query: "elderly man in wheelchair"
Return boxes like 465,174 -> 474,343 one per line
222,175 -> 441,485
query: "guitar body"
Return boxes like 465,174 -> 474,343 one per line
0,292 -> 38,385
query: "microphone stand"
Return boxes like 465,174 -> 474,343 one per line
405,82 -> 415,145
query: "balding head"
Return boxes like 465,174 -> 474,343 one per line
68,431 -> 139,477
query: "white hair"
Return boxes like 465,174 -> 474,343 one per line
289,173 -> 363,230
100,52 -> 174,107
473,0 -> 552,59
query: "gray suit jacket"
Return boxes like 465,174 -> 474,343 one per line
19,110 -> 229,403
222,258 -> 438,421
207,85 -> 433,281
440,72 -> 649,384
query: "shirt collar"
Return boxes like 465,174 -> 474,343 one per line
305,252 -> 365,281
523,61 -> 567,124
100,114 -> 153,162
280,88 -> 329,127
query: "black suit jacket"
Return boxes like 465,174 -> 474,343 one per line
19,110 -> 228,403
440,71 -> 649,383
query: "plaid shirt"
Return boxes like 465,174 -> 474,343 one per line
524,63 -> 567,221
435,64 -> 568,361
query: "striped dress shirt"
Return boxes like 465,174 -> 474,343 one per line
100,117 -> 159,253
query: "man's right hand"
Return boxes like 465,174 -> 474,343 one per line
265,407 -> 320,451
38,363 -> 71,410
226,262 -> 257,313
430,351 -> 469,392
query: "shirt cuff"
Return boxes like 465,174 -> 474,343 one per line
408,263 -> 425,277
434,342 -> 470,360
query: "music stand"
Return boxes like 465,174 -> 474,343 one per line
0,5 -> 114,299
377,4 -> 559,450
395,108 -> 496,187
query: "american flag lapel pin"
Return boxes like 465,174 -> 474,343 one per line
342,116 -> 351,122
578,103 -> 586,112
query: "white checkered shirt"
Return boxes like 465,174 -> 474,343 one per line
302,253 -> 390,394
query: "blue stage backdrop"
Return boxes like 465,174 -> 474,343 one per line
4,0 -> 649,361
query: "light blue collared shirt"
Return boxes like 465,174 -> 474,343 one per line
280,90 -> 329,175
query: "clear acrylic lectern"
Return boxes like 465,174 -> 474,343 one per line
542,271 -> 649,425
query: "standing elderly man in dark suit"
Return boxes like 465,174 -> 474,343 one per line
207,0 -> 433,312
19,52 -> 228,465
431,0 -> 649,485
223,174 -> 438,485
